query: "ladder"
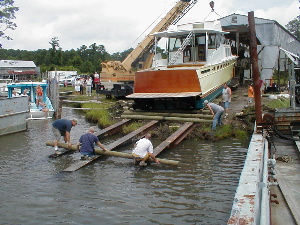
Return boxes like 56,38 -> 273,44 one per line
168,30 -> 194,66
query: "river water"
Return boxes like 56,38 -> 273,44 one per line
0,108 -> 249,225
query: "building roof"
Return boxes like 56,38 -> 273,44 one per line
0,60 -> 36,68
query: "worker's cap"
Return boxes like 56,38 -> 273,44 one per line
204,100 -> 208,104
72,118 -> 78,124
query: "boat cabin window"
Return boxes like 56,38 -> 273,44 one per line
168,37 -> 182,52
208,33 -> 222,49
195,35 -> 206,61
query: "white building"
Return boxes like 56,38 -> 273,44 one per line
0,60 -> 40,80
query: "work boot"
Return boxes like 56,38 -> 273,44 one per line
139,161 -> 147,166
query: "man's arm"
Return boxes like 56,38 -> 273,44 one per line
207,105 -> 214,116
97,142 -> 107,151
149,153 -> 160,163
65,131 -> 72,148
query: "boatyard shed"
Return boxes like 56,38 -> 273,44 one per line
219,14 -> 300,82
0,60 -> 40,81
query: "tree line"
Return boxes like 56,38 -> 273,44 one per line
0,36 -> 134,74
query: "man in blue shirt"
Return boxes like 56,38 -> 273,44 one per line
52,118 -> 78,154
77,127 -> 107,160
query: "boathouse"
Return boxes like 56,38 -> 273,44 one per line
219,14 -> 300,85
0,60 -> 40,81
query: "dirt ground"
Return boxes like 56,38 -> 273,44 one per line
221,84 -> 274,120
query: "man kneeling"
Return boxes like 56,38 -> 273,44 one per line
132,133 -> 160,166
77,127 -> 107,160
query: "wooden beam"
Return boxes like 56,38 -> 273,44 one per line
94,119 -> 131,139
122,111 -> 213,119
153,122 -> 196,156
63,155 -> 101,172
105,120 -> 160,150
120,114 -> 212,123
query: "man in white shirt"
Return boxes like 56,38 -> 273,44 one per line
132,133 -> 160,166
85,77 -> 92,96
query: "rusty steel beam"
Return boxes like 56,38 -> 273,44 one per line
94,119 -> 132,139
153,122 -> 197,156
248,11 -> 263,126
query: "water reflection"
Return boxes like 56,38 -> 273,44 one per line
0,108 -> 249,225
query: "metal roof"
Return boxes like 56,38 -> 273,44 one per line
0,60 -> 36,68
152,28 -> 227,38
8,70 -> 37,74
219,13 -> 275,26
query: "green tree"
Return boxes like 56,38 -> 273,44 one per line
0,0 -> 19,44
286,15 -> 300,39
49,37 -> 62,66
80,61 -> 94,73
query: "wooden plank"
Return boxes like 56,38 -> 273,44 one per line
106,120 -> 159,150
94,119 -> 131,139
63,155 -> 101,172
153,122 -> 196,156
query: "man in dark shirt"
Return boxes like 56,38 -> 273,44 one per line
77,127 -> 107,160
52,118 -> 78,154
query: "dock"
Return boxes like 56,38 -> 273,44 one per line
227,127 -> 300,225
270,137 -> 300,225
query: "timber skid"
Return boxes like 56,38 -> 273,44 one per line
46,119 -> 198,171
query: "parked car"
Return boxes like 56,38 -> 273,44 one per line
59,78 -> 73,87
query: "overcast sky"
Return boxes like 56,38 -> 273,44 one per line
1,0 -> 299,54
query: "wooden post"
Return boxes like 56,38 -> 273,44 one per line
46,141 -> 179,165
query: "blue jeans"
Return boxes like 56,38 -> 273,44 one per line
212,110 -> 224,130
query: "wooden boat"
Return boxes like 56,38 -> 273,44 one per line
7,82 -> 54,119
127,20 -> 238,110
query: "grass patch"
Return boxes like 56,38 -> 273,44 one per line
85,108 -> 113,128
215,124 -> 233,139
234,129 -> 248,139
122,121 -> 144,134
266,97 -> 290,109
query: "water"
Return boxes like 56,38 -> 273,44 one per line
0,108 -> 249,225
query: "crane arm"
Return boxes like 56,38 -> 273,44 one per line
121,0 -> 198,71
101,0 -> 198,74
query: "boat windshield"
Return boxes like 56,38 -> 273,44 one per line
167,32 -> 224,64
